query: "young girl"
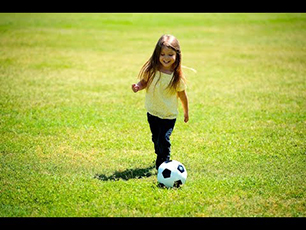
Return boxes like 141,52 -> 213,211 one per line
131,34 -> 189,170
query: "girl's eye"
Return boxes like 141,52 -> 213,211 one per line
161,53 -> 165,56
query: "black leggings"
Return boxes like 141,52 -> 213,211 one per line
147,112 -> 176,169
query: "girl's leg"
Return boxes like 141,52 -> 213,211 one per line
158,118 -> 176,164
147,113 -> 160,156
147,113 -> 176,169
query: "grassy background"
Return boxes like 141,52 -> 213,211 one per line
0,13 -> 305,217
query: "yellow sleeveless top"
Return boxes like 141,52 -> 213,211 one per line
145,71 -> 186,119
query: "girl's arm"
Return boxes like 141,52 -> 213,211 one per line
132,79 -> 147,93
177,90 -> 189,123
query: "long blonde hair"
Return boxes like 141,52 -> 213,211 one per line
138,34 -> 185,91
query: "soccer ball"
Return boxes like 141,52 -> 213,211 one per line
157,160 -> 187,188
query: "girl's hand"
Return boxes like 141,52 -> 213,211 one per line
184,113 -> 189,123
177,90 -> 189,123
132,83 -> 140,93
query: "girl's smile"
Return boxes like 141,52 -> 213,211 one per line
159,46 -> 176,71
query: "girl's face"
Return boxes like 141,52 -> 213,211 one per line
159,46 -> 176,71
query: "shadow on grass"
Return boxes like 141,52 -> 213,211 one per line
94,165 -> 155,181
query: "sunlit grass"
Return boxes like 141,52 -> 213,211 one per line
0,13 -> 305,217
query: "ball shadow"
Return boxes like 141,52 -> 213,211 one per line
94,165 -> 155,181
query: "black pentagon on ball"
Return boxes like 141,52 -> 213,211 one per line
177,165 -> 185,173
173,180 -> 182,188
157,183 -> 166,188
162,168 -> 171,178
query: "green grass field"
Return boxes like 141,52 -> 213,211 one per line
0,13 -> 305,217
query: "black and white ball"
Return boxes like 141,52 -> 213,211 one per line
157,160 -> 187,188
